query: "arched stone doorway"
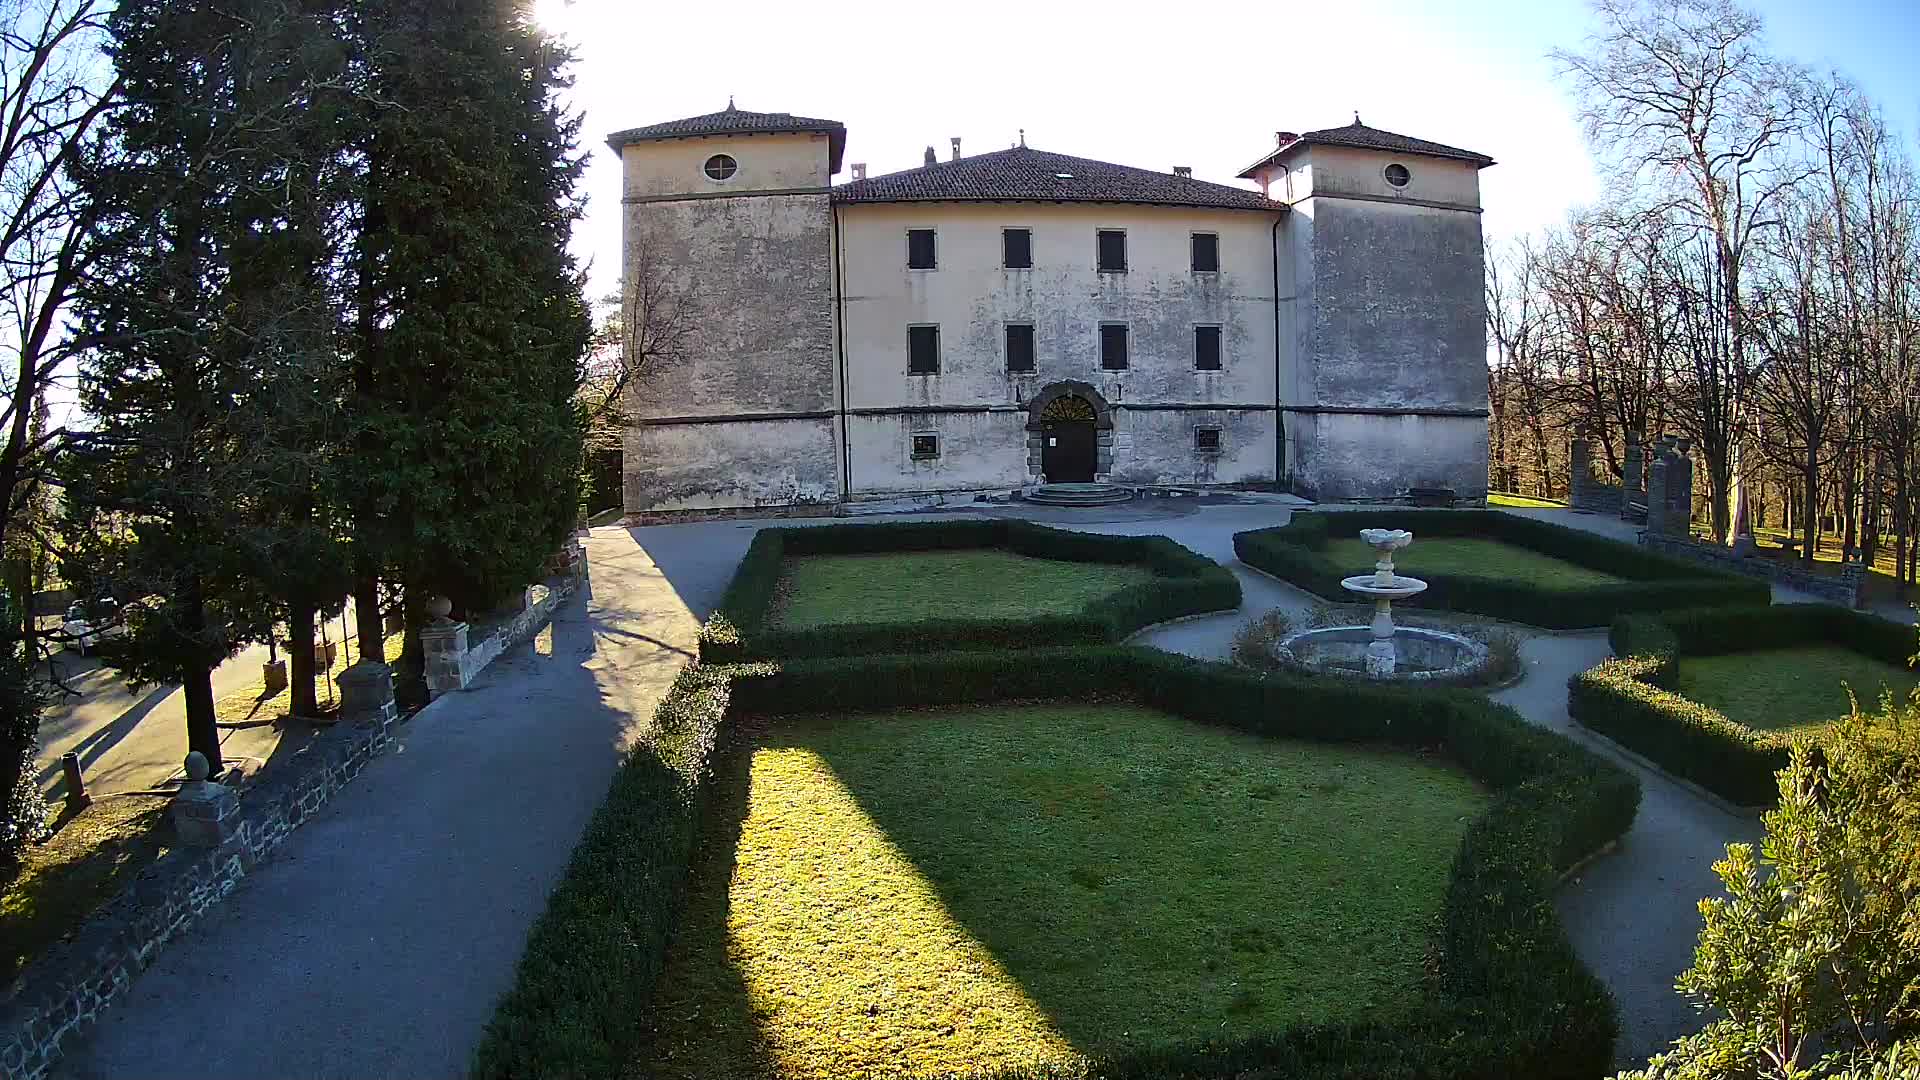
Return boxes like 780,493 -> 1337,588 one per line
1026,381 -> 1114,483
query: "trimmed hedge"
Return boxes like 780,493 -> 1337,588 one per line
1234,509 -> 1769,629
479,647 -> 1641,1079
698,519 -> 1242,661
1572,603 -> 1916,807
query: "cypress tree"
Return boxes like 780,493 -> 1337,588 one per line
341,0 -> 587,674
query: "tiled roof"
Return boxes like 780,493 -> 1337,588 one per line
605,105 -> 846,171
833,147 -> 1276,211
1236,120 -> 1494,178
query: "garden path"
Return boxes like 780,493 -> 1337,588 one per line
55,529 -> 701,1080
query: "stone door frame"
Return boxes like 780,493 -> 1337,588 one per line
1025,381 -> 1115,482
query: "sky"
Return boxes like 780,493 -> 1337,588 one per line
531,0 -> 1920,304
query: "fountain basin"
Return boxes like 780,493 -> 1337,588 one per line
1339,573 -> 1428,601
1274,626 -> 1492,685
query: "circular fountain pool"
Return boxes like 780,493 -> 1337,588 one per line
1274,625 -> 1492,684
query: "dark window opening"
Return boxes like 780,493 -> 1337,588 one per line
1096,229 -> 1127,272
907,325 -> 940,374
911,434 -> 939,459
1194,326 -> 1223,370
1003,228 -> 1032,269
1100,324 -> 1129,370
1195,428 -> 1222,453
1006,324 -> 1035,372
1191,233 -> 1219,272
907,229 -> 937,269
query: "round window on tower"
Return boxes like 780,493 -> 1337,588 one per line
1383,163 -> 1411,188
703,153 -> 739,181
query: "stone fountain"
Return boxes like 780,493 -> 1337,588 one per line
1274,527 -> 1491,683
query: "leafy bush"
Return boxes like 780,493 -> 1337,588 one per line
1614,696 -> 1920,1080
1574,605 -> 1915,807
486,647 -> 1641,1079
1234,510 -> 1768,629
699,520 -> 1242,662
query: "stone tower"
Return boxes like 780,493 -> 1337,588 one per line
608,105 -> 845,516
1240,120 -> 1493,501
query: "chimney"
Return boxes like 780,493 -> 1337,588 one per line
1275,130 -> 1298,147
924,145 -> 937,166
951,137 -> 962,161
1172,166 -> 1192,178
852,163 -> 867,180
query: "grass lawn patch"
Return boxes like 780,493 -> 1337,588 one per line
1676,645 -> 1920,736
641,704 -> 1485,1079
1322,536 -> 1623,590
770,550 -> 1156,631
1236,508 -> 1768,629
1,797 -> 169,983
702,520 -> 1240,661
1487,492 -> 1567,508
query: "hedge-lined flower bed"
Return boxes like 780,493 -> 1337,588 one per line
473,647 -> 1642,1080
1233,510 -> 1768,629
1569,604 -> 1916,807
699,519 -> 1242,661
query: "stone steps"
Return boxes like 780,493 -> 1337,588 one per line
1024,482 -> 1134,507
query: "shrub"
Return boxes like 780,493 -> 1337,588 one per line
486,647 -> 1642,1079
1574,604 -> 1916,807
1234,510 -> 1769,629
471,662 -> 747,1080
699,520 -> 1242,662
1228,609 -> 1293,672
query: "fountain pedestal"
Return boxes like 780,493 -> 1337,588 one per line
1339,528 -> 1427,676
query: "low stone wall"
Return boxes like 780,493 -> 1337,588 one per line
422,544 -> 587,698
1641,532 -> 1863,607
1,708 -> 401,1080
2,546 -> 590,1080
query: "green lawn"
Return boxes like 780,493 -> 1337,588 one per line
769,549 -> 1156,630
1677,645 -> 1920,736
1487,492 -> 1568,509
1323,536 -> 1624,589
638,704 -> 1485,1079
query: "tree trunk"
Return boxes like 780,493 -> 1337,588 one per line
1803,443 -> 1820,566
288,601 -> 317,717
354,576 -> 382,664
182,664 -> 221,777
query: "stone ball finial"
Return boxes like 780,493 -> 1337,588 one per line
184,750 -> 210,782
427,595 -> 453,623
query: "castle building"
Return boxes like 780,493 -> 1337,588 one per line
608,105 -> 1493,517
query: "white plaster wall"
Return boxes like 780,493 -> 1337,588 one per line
1288,412 -> 1488,501
1109,409 -> 1277,486
625,418 -> 838,511
620,131 -> 834,199
837,202 -> 1284,413
846,411 -> 1029,495
1300,145 -> 1480,206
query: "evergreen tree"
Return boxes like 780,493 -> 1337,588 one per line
63,0 -> 342,769
340,0 -> 587,677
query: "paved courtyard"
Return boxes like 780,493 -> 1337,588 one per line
54,497 -> 1885,1073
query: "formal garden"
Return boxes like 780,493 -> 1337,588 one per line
469,517 -> 1665,1080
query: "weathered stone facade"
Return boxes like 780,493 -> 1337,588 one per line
612,110 -> 1494,513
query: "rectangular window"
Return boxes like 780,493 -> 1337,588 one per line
907,325 -> 940,374
1003,228 -> 1032,269
907,228 -> 937,270
1099,323 -> 1129,370
1195,428 -> 1222,453
911,434 -> 939,459
1191,232 -> 1220,272
1005,323 -> 1035,372
1096,229 -> 1127,272
1194,325 -> 1223,370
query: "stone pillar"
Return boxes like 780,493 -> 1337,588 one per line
262,658 -> 288,697
420,598 -> 470,699
170,751 -> 239,847
1568,439 -> 1594,509
1621,432 -> 1644,516
1669,440 -> 1694,537
1646,455 -> 1669,538
336,661 -> 397,727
